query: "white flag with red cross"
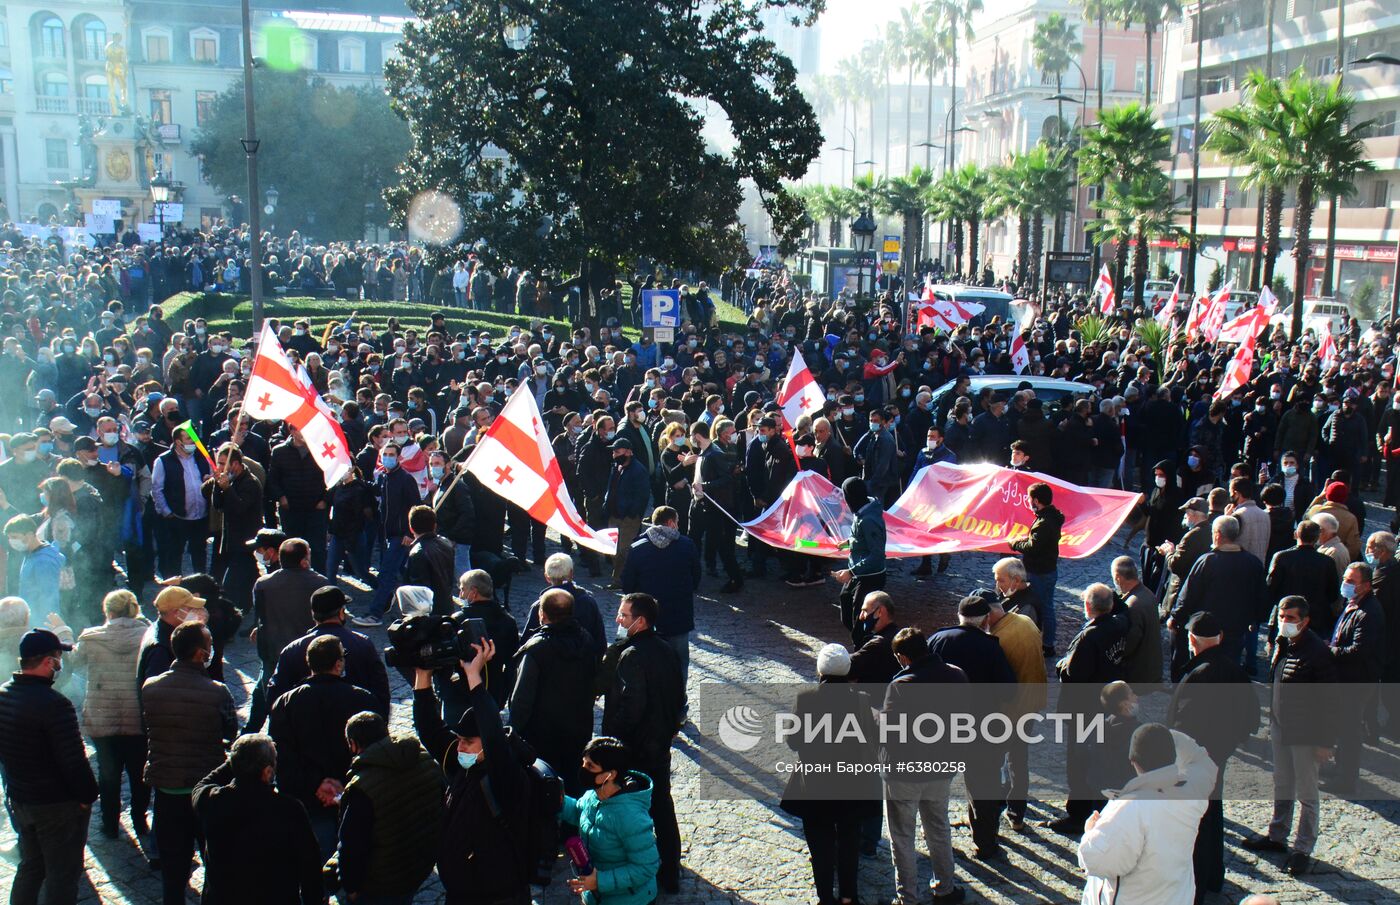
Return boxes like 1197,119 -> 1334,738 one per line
1216,302 -> 1272,346
1010,333 -> 1030,374
777,347 -> 826,432
1094,265 -> 1116,315
1214,332 -> 1258,400
1198,281 -> 1233,343
244,322 -> 353,488
1318,331 -> 1338,372
463,383 -> 619,555
1156,276 -> 1182,328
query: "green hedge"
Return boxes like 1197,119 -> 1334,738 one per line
159,290 -> 750,341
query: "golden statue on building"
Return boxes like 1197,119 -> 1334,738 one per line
105,34 -> 129,112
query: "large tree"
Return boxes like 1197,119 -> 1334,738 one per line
192,70 -> 409,240
1032,14 -> 1084,142
385,0 -> 821,306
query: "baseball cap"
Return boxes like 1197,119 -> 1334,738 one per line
154,586 -> 206,614
1179,497 -> 1208,514
450,707 -> 481,739
133,420 -> 153,434
609,437 -> 633,451
48,416 -> 76,433
311,586 -> 349,619
246,528 -> 287,550
18,628 -> 72,659
73,436 -> 97,453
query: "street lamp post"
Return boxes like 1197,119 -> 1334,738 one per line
1354,53 -> 1400,320
149,170 -> 170,237
851,209 -> 877,301
240,0 -> 264,332
263,185 -> 278,233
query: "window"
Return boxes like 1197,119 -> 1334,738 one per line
1133,62 -> 1146,95
151,151 -> 171,175
39,15 -> 63,58
40,71 -> 68,96
144,28 -> 170,63
381,40 -> 400,67
190,28 -> 218,63
1100,59 -> 1116,92
0,18 -> 8,47
1198,183 -> 1214,208
1040,69 -> 1057,86
82,73 -> 105,99
81,19 -> 105,59
1372,180 -> 1391,209
196,90 -> 216,126
290,34 -> 316,70
149,88 -> 171,124
338,37 -> 364,73
1371,110 -> 1397,138
1314,55 -> 1337,78
45,137 -> 68,170
0,68 -> 11,94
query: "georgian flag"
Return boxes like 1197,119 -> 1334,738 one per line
1214,331 -> 1259,401
1216,303 -> 1272,346
777,347 -> 826,432
1156,276 -> 1182,328
244,322 -> 353,488
1318,331 -> 1338,372
1198,280 -> 1233,343
1094,265 -> 1116,315
908,291 -> 985,331
1010,333 -> 1030,374
463,383 -> 618,555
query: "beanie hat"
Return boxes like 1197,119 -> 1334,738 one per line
1323,481 -> 1348,504
816,643 -> 852,678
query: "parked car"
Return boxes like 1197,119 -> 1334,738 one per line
928,376 -> 1097,412
1271,297 -> 1350,336
923,285 -> 1035,329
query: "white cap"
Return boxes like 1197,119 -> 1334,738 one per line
816,643 -> 852,678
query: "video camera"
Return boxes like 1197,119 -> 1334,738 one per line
383,610 -> 489,671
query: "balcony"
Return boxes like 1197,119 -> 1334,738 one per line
76,97 -> 110,116
34,95 -> 69,114
1178,203 -> 1400,243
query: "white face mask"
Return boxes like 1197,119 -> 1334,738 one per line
8,537 -> 27,552
1155,475 -> 1167,488
1277,621 -> 1302,640
615,622 -> 630,641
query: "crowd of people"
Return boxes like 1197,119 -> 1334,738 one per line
0,222 -> 1392,905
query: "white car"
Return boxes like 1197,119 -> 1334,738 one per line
1271,298 -> 1350,336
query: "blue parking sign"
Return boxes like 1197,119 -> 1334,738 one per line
641,289 -> 681,328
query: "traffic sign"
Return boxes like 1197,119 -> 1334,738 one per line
641,289 -> 681,328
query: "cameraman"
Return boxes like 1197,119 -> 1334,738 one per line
412,639 -> 536,905
438,570 -> 520,719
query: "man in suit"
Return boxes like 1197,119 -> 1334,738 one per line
1167,612 -> 1259,904
245,538 -> 327,733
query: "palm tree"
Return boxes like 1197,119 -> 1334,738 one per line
1032,14 -> 1084,143
927,164 -> 992,275
987,158 -> 1036,287
829,186 -> 862,246
1080,0 -> 1119,112
927,0 -> 984,170
892,5 -> 925,174
859,39 -> 890,176
1093,171 -> 1185,303
1204,71 -> 1291,291
878,167 -> 936,283
835,57 -> 866,184
851,172 -> 885,215
1117,0 -> 1183,105
1077,102 -> 1171,285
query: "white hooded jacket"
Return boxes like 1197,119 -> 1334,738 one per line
1077,729 -> 1218,905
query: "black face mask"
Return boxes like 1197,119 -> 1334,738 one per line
578,766 -> 603,791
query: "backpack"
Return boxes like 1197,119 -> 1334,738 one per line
482,756 -> 564,886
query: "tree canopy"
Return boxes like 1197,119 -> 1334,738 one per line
191,69 -> 409,240
384,0 -> 823,286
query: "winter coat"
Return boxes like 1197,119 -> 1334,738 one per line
508,617 -> 597,773
1330,594 -> 1386,683
562,771 -> 661,905
605,457 -> 650,520
601,628 -> 685,766
192,761 -> 323,905
1269,627 -> 1340,747
1058,614 -> 1126,713
523,581 -> 608,661
1119,584 -> 1164,688
989,611 -> 1048,717
1172,546 -> 1269,636
72,616 -> 150,737
141,660 -> 239,789
269,673 -> 380,814
1077,731 -> 1217,905
332,734 -> 445,898
1010,504 -> 1063,575
266,440 -> 331,512
620,525 -> 701,636
1167,646 -> 1259,766
0,673 -> 98,805
252,567 -> 326,663
1265,546 -> 1340,635
881,651 -> 968,765
267,622 -> 390,716
406,533 -> 457,616
1303,500 -> 1361,561
847,497 -> 887,577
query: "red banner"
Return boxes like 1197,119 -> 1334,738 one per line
738,465 -> 1141,559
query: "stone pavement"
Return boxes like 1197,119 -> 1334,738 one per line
2,515 -> 1398,905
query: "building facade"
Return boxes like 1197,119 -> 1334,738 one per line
1158,0 -> 1400,305
0,0 -> 406,229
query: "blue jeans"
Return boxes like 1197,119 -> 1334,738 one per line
1027,569 -> 1058,651
369,536 -> 409,618
453,543 -> 472,582
327,533 -> 370,583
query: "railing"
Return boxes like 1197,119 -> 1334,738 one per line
34,96 -> 69,114
76,97 -> 110,115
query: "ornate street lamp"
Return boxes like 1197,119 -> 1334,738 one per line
851,209 -> 877,299
149,170 -> 171,236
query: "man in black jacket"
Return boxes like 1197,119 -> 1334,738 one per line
406,504 -> 457,616
1169,515 -> 1268,672
203,443 -> 264,613
848,591 -> 901,684
1047,583 -> 1125,835
1168,612 -> 1260,904
507,589 -> 597,793
192,734 -> 322,905
246,538 -> 326,734
1326,561 -> 1387,795
432,460 -> 477,581
267,586 -> 390,715
1264,519 -> 1339,663
269,635 -> 381,858
1367,531 -> 1400,742
0,629 -> 98,905
266,428 -> 332,572
928,595 -> 1015,860
602,592 -> 685,893
1242,596 -> 1339,876
1009,482 -> 1063,656
413,640 -> 536,905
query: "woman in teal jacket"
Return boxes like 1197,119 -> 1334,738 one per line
564,737 -> 661,905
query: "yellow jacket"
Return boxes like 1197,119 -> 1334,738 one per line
991,610 -> 1048,716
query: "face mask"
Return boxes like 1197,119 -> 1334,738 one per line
868,423 -> 880,433
16,449 -> 35,464
382,456 -> 398,469
38,492 -> 48,508
1187,455 -> 1200,469
859,615 -> 878,634
498,355 -> 510,364
616,622 -> 630,641
673,437 -> 687,449
1271,391 -> 1281,400
1151,475 -> 1167,489
430,465 -> 445,480
62,343 -> 75,353
854,394 -> 865,404
842,407 -> 855,417
1277,621 -> 1302,640
182,443 -> 197,455
38,442 -> 54,456
457,751 -> 478,770
1283,464 -> 1297,476
102,432 -> 119,446
295,329 -> 306,337
195,327 -> 207,336
83,406 -> 102,419
1340,582 -> 1357,601
647,399 -> 658,410
1364,552 -> 1377,567
103,354 -> 115,364
1255,405 -> 1266,414
603,430 -> 616,441
8,538 -> 26,552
